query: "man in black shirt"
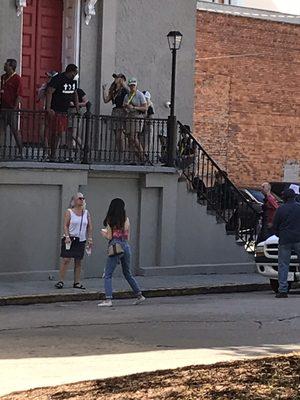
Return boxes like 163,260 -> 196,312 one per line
46,64 -> 79,113
45,64 -> 79,160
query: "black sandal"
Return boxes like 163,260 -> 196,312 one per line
55,281 -> 64,289
73,282 -> 86,290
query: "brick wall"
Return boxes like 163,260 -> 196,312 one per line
194,11 -> 300,187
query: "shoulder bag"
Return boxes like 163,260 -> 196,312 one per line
107,226 -> 124,257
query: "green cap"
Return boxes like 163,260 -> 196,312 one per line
128,77 -> 137,86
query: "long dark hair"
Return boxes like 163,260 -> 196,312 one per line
103,198 -> 126,229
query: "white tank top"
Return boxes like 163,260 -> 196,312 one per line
68,209 -> 89,242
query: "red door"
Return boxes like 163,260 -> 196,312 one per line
22,0 -> 63,110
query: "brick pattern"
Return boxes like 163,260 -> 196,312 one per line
194,11 -> 300,186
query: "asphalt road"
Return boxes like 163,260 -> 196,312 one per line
1,291 -> 300,396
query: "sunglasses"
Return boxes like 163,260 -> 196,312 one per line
78,197 -> 85,200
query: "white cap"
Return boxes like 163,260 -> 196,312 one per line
289,184 -> 300,194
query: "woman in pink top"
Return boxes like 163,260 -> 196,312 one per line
98,198 -> 145,307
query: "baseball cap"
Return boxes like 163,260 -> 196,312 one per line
112,73 -> 126,80
46,70 -> 58,77
143,90 -> 151,100
128,77 -> 137,86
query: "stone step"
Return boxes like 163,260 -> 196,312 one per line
139,262 -> 256,277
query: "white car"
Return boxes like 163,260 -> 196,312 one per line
255,235 -> 300,292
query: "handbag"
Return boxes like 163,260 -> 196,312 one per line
107,226 -> 124,256
107,228 -> 124,257
108,242 -> 124,257
61,236 -> 80,252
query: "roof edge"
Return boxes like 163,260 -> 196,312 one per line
196,1 -> 300,25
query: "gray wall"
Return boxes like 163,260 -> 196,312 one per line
0,184 -> 60,274
98,0 -> 197,124
0,1 -> 22,73
82,172 -> 140,277
0,165 -> 88,280
97,0 -> 118,115
175,180 -> 252,265
0,164 -> 253,281
115,0 -> 197,123
79,0 -> 102,113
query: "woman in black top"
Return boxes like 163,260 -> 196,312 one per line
102,74 -> 129,158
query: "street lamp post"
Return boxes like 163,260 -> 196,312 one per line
166,30 -> 183,167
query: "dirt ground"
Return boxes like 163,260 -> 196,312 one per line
2,353 -> 300,400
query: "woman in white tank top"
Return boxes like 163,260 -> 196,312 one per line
55,192 -> 93,290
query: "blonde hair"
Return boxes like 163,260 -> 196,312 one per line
262,182 -> 271,191
69,192 -> 86,209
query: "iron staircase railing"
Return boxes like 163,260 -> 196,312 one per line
176,122 -> 260,250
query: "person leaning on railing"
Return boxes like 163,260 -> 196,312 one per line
36,70 -> 58,108
141,90 -> 155,156
123,77 -> 148,164
176,125 -> 196,171
102,73 -> 129,158
213,171 -> 237,223
0,58 -> 23,155
45,64 -> 79,161
68,87 -> 89,150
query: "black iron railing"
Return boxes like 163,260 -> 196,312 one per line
0,108 -> 168,165
176,122 -> 260,249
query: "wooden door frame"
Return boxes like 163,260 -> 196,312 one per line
61,0 -> 81,70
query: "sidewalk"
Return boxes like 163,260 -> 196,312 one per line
0,273 -> 270,306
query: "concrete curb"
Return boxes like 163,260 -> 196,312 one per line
0,283 -> 270,306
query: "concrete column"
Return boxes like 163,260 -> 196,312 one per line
0,1 -> 22,71
98,0 -> 117,115
140,172 -> 178,268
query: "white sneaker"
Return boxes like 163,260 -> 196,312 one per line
98,299 -> 113,307
134,295 -> 146,305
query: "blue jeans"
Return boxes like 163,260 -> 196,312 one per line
278,242 -> 300,293
104,240 -> 142,299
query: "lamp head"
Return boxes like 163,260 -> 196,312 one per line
167,31 -> 183,50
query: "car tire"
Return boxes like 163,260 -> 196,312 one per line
269,279 -> 291,293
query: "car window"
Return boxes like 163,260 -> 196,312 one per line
240,190 -> 253,202
247,189 -> 265,203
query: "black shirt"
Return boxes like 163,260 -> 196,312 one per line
77,88 -> 86,103
147,105 -> 154,117
112,87 -> 129,108
48,73 -> 77,113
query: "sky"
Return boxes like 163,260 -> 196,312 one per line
242,0 -> 300,14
